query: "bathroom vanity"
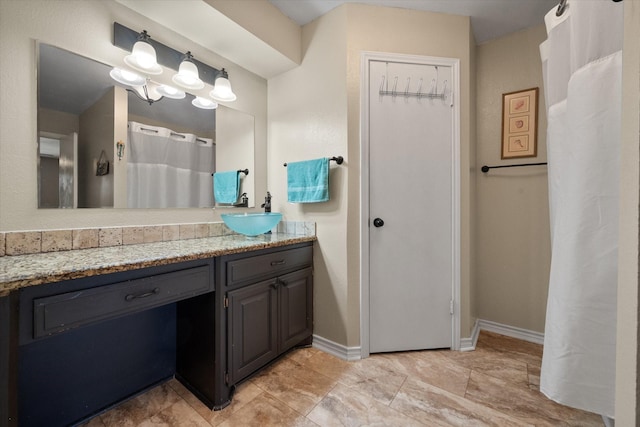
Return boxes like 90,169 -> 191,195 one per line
0,234 -> 314,427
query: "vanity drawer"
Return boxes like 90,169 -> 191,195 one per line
225,245 -> 312,288
33,264 -> 211,339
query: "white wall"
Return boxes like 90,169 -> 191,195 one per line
0,0 -> 267,231
475,25 -> 550,333
269,8 -> 351,344
78,88 -> 116,208
615,0 -> 640,424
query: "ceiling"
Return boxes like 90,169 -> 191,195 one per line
268,0 -> 559,44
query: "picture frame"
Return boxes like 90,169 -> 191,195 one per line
501,87 -> 538,159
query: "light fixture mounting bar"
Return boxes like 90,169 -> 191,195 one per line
113,22 -> 222,86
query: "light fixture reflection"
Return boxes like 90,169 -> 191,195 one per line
130,82 -> 163,105
156,85 -> 186,99
124,30 -> 162,75
210,68 -> 237,102
191,97 -> 218,110
109,67 -> 146,87
172,52 -> 204,90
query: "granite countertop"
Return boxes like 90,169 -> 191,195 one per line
0,233 -> 316,297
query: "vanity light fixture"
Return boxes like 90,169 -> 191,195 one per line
172,52 -> 205,90
156,84 -> 186,99
192,96 -> 218,110
123,30 -> 162,75
210,68 -> 237,102
113,22 -> 238,105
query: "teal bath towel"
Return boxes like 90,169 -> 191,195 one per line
287,157 -> 330,203
213,170 -> 240,204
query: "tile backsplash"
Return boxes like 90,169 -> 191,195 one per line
0,221 -> 315,257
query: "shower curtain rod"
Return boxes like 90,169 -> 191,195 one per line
557,0 -> 621,17
481,162 -> 547,173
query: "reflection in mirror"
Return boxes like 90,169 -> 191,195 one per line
37,43 -> 255,209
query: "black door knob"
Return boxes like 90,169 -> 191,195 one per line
373,218 -> 384,227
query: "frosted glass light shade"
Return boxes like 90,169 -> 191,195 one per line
210,75 -> 237,102
109,67 -> 146,87
156,85 -> 186,99
192,97 -> 218,109
124,40 -> 162,75
172,60 -> 204,90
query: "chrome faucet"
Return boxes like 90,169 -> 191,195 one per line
261,191 -> 272,213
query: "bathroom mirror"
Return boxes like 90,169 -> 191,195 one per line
37,43 -> 255,209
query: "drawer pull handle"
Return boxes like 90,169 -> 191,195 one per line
125,287 -> 160,301
270,260 -> 286,266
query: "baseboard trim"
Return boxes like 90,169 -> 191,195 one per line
312,334 -> 362,361
460,319 -> 480,351
477,319 -> 545,345
323,319 -> 543,359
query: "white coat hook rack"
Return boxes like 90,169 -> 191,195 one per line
379,69 -> 446,100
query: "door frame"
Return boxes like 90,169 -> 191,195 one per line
360,51 -> 461,357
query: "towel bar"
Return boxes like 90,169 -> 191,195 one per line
481,162 -> 547,173
211,169 -> 249,176
284,156 -> 343,167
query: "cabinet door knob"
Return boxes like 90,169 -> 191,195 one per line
373,218 -> 384,227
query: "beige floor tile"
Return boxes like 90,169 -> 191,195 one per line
307,382 -> 425,427
476,331 -> 543,367
299,347 -> 353,381
442,346 -> 530,387
376,349 -> 471,396
95,333 -> 605,427
477,331 -> 543,357
139,399 -> 210,427
100,383 -> 181,427
391,376 -> 533,427
169,378 -> 264,426
331,354 -> 408,405
465,370 -> 604,426
252,357 -> 337,415
216,393 -> 317,427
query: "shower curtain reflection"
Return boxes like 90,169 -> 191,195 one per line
127,121 -> 215,208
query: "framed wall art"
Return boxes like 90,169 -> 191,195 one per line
501,87 -> 538,159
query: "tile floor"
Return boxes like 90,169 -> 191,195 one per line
85,331 -> 604,426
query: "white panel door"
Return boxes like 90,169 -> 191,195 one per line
369,60 -> 454,352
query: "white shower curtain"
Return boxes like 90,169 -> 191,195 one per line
539,0 -> 623,418
127,121 -> 215,208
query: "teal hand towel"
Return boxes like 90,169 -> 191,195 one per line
213,170 -> 240,204
287,158 -> 330,203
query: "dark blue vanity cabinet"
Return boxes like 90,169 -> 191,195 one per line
0,240 -> 314,427
0,292 -> 18,427
220,243 -> 313,387
13,258 -> 215,427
